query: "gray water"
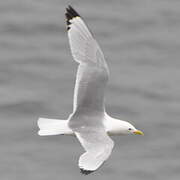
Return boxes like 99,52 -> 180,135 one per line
0,0 -> 180,179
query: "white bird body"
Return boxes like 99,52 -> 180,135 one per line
38,113 -> 137,136
37,5 -> 143,175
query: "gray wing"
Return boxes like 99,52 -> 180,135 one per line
65,6 -> 109,115
65,7 -> 114,174
75,128 -> 114,174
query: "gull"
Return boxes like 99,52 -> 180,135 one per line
37,5 -> 144,175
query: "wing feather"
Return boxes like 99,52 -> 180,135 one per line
65,6 -> 109,113
75,128 -> 114,174
65,6 -> 113,174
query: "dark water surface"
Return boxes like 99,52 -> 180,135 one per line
0,0 -> 180,179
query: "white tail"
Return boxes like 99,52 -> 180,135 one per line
37,118 -> 73,136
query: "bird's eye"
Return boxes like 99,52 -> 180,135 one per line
128,128 -> 132,131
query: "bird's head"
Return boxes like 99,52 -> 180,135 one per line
122,122 -> 144,135
105,116 -> 144,136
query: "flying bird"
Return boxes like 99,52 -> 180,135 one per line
37,5 -> 144,175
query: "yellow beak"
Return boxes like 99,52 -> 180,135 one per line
133,130 -> 144,135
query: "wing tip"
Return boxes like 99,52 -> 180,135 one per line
65,5 -> 81,31
80,168 -> 94,175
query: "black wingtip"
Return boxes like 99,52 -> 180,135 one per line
80,168 -> 94,175
65,5 -> 80,31
67,5 -> 80,17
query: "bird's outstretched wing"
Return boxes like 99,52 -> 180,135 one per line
75,128 -> 114,174
65,5 -> 109,114
65,6 -> 114,174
